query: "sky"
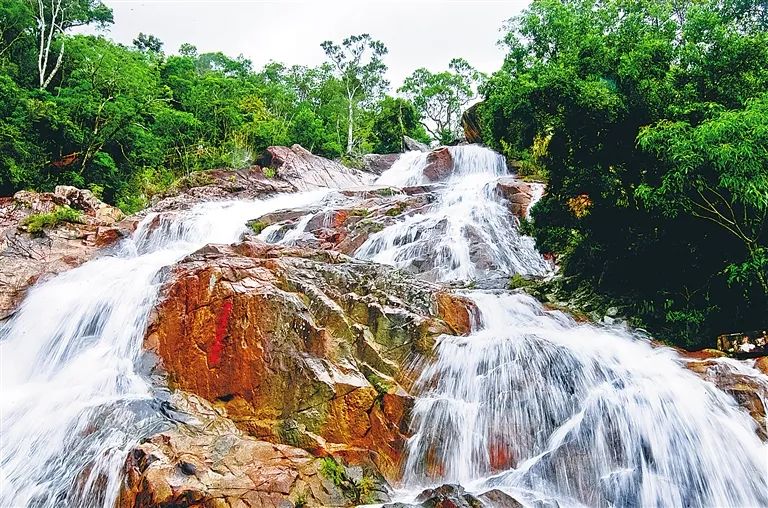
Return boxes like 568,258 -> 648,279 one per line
92,0 -> 530,88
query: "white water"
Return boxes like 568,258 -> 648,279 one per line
2,145 -> 767,508
0,191 -> 329,508
358,146 -> 768,507
402,292 -> 768,507
356,145 -> 551,281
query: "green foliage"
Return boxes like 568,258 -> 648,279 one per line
371,96 -> 429,153
318,457 -> 379,504
400,58 -> 485,144
22,206 -> 85,234
481,0 -> 768,348
319,457 -> 347,487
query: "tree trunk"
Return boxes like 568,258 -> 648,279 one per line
346,93 -> 354,155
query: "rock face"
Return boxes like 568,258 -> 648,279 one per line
684,357 -> 768,440
362,153 -> 402,175
119,392 -> 386,508
0,186 -> 126,319
151,167 -> 296,212
422,148 -> 454,182
404,136 -> 430,152
255,185 -> 435,256
495,178 -> 544,219
462,103 -> 483,144
259,145 -> 374,191
145,239 -> 475,481
152,145 -> 374,212
384,484 -> 524,508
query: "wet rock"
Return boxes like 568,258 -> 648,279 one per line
462,103 -> 483,145
756,356 -> 768,375
495,178 -> 544,219
384,484 -> 486,507
363,153 -> 402,175
404,136 -> 430,152
151,167 -> 296,212
0,189 -> 126,320
118,392 -> 376,508
423,148 -> 454,182
684,358 -> 768,440
251,191 -> 432,256
145,240 -> 463,481
477,489 -> 524,508
259,144 -> 374,191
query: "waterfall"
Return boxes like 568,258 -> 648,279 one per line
356,145 -> 551,281
362,146 -> 768,507
0,191 -> 330,508
1,144 -> 766,508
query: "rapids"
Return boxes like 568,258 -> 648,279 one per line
0,191 -> 330,508
360,146 -> 768,507
1,144 -> 766,508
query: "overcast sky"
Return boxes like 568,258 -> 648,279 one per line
93,0 -> 529,88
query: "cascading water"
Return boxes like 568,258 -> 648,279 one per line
1,143 -> 766,508
360,145 -> 768,507
0,191 -> 330,508
356,145 -> 551,281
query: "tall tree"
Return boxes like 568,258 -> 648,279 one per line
132,32 -> 163,53
400,58 -> 484,144
28,0 -> 112,89
321,33 -> 388,154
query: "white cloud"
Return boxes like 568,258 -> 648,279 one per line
93,0 -> 529,88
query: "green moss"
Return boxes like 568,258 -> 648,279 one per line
349,208 -> 370,217
293,490 -> 308,508
359,219 -> 384,233
263,166 -> 276,179
22,206 -> 85,235
247,220 -> 268,234
385,202 -> 407,217
375,187 -> 397,197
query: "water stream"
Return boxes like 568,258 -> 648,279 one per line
361,146 -> 768,507
1,145 -> 766,508
0,191 -> 329,508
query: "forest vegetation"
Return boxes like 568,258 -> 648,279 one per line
1,0 -> 767,348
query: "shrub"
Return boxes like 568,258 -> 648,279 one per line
22,206 -> 85,234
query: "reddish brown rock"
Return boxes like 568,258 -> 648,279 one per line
684,358 -> 768,440
119,392 -> 386,508
145,241 -> 462,481
435,292 -> 477,336
423,148 -> 454,182
495,178 -> 544,219
0,188 -> 126,319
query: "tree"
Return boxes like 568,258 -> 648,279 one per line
371,96 -> 429,153
0,0 -> 34,61
638,95 -> 768,294
321,34 -> 388,154
28,0 -> 112,89
400,58 -> 483,144
479,0 -> 768,346
133,32 -> 163,53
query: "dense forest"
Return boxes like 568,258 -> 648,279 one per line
2,0 -> 767,348
0,0 -> 486,211
480,0 -> 768,346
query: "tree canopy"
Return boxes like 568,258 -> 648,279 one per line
479,0 -> 768,347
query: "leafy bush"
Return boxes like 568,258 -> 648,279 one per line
22,206 -> 85,234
